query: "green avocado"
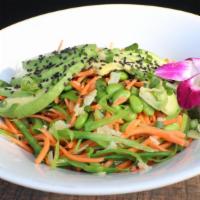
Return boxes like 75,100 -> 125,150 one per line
0,44 -> 98,118
160,93 -> 180,116
0,62 -> 84,118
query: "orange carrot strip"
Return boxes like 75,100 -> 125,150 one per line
143,136 -> 167,151
177,115 -> 183,128
134,81 -> 144,87
163,118 -> 177,126
0,96 -> 6,100
160,142 -> 172,149
76,68 -> 96,77
124,120 -> 140,135
91,104 -> 102,111
114,123 -> 120,131
81,77 -> 99,95
117,160 -> 132,169
30,115 -> 53,123
0,123 -> 12,132
67,140 -> 77,149
4,118 -> 21,135
126,126 -> 188,146
68,113 -> 77,127
70,81 -> 83,92
113,97 -> 128,106
50,109 -> 65,119
39,128 -> 56,145
104,160 -> 114,167
60,146 -> 104,163
35,136 -> 50,164
126,80 -> 136,89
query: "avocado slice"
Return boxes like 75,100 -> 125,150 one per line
160,93 -> 180,116
0,44 -> 98,118
0,62 -> 85,118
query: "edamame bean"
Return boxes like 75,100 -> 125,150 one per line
112,89 -> 131,103
106,83 -> 123,96
123,109 -> 137,122
143,101 -> 155,116
74,112 -> 89,129
129,95 -> 143,113
118,71 -> 129,80
190,119 -> 199,129
164,123 -> 180,131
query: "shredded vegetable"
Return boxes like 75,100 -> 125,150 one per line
0,43 -> 199,174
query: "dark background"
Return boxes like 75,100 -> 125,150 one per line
1,0 -> 200,29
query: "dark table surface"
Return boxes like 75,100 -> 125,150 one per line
1,1 -> 200,199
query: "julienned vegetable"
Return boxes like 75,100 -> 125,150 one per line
0,43 -> 199,174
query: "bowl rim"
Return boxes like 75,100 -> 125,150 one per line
0,4 -> 200,195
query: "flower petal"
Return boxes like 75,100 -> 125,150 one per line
155,58 -> 200,81
177,73 -> 200,109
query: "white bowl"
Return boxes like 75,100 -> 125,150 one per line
0,4 -> 200,195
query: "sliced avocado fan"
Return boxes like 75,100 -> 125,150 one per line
0,43 -> 165,118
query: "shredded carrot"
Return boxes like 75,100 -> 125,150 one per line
67,140 -> 77,149
65,99 -> 74,114
39,128 -> 56,145
131,166 -> 138,173
68,113 -> 77,127
160,142 -> 172,149
177,115 -> 183,128
134,81 -> 144,87
81,76 -> 99,95
60,146 -> 104,163
104,160 -> 114,167
129,147 -> 138,153
77,96 -> 82,105
0,123 -> 12,132
124,120 -> 140,135
30,115 -> 53,123
70,81 -> 83,92
117,160 -> 132,169
0,96 -> 6,100
91,104 -> 102,110
34,134 -> 45,141
163,118 -> 177,126
113,97 -> 128,106
143,136 -> 167,151
49,109 -> 65,119
75,68 -> 96,78
114,123 -> 120,131
143,114 -> 151,125
8,137 -> 33,153
125,80 -> 136,89
125,126 -> 188,146
35,136 -> 50,164
4,118 -> 21,135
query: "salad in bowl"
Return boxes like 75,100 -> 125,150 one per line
0,43 -> 199,174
